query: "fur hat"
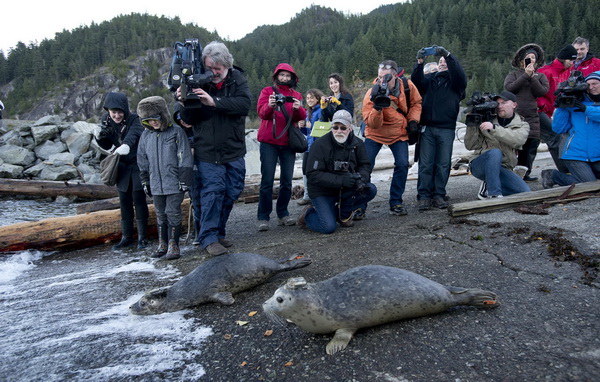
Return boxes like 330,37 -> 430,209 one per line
511,43 -> 544,69
137,96 -> 170,131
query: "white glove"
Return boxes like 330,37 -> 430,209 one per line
93,126 -> 103,140
114,144 -> 130,155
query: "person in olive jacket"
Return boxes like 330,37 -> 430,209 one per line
94,92 -> 149,250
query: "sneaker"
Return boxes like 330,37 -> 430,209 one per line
541,169 -> 555,189
278,215 -> 296,226
432,197 -> 449,209
389,204 -> 408,216
489,195 -> 504,198
523,175 -> 538,182
418,199 -> 432,212
258,220 -> 269,231
477,181 -> 488,200
352,208 -> 366,220
339,218 -> 354,228
206,241 -> 228,256
219,238 -> 233,248
513,165 -> 528,178
297,198 -> 311,206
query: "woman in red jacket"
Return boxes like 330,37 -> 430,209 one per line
256,63 -> 307,231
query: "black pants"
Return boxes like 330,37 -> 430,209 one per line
517,138 -> 540,177
119,182 -> 149,222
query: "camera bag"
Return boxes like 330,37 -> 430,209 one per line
100,151 -> 120,187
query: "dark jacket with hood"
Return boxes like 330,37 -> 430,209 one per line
137,96 -> 193,196
411,53 -> 467,129
306,130 -> 371,199
257,63 -> 307,146
176,66 -> 251,164
504,43 -> 549,139
97,92 -> 144,192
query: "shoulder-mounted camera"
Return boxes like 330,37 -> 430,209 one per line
554,71 -> 588,109
463,91 -> 498,127
168,38 -> 214,108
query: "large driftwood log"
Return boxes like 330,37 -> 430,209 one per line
448,180 -> 600,217
0,179 -> 118,200
0,199 -> 192,253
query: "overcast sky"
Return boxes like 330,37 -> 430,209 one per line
0,1 -> 397,55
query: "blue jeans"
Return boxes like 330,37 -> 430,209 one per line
417,126 -> 455,200
257,142 -> 296,221
198,157 -> 245,248
470,149 -> 530,196
551,160 -> 600,186
364,138 -> 408,206
304,183 -> 377,234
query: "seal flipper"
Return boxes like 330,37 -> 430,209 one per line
445,286 -> 500,308
210,292 -> 235,305
326,328 -> 357,355
277,253 -> 312,271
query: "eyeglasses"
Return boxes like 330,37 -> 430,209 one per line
331,125 -> 348,131
379,63 -> 396,71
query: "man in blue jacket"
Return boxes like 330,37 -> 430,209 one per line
411,46 -> 467,211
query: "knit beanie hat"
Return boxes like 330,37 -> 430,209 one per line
137,96 -> 171,131
585,71 -> 600,82
556,45 -> 578,60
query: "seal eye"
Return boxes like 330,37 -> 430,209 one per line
276,297 -> 284,303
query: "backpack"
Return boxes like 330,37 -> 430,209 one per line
394,76 -> 419,145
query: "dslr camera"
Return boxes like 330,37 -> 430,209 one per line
168,38 -> 214,108
370,73 -> 393,109
275,94 -> 295,106
554,70 -> 588,108
463,91 -> 498,127
334,160 -> 350,172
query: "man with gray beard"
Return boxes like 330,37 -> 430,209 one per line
297,110 -> 377,234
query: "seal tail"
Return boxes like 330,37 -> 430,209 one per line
446,286 -> 500,308
277,253 -> 313,270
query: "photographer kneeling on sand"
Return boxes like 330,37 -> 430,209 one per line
297,110 -> 377,234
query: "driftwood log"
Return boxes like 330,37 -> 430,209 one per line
0,179 -> 118,200
0,199 -> 192,253
448,180 -> 600,217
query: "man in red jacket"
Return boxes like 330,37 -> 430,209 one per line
572,37 -> 600,77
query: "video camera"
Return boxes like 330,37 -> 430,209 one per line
168,38 -> 214,108
554,70 -> 588,109
463,91 -> 498,127
370,73 -> 393,109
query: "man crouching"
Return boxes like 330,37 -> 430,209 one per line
298,110 -> 377,234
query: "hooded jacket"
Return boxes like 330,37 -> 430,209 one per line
411,53 -> 467,129
362,76 -> 422,145
257,63 -> 307,145
504,44 -> 549,139
464,113 -> 530,169
305,130 -> 372,199
97,92 -> 145,192
136,96 -> 193,195
537,59 -> 572,117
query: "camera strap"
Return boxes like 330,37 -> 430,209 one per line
394,76 -> 411,118
271,86 -> 294,140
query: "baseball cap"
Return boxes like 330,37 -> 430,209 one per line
331,110 -> 352,126
493,91 -> 517,102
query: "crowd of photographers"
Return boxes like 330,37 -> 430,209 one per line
94,35 -> 600,257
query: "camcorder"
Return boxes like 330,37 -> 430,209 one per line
370,73 -> 394,109
275,94 -> 295,105
554,70 -> 588,108
463,91 -> 498,127
168,38 -> 214,108
335,161 -> 369,195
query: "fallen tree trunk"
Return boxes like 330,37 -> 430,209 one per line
0,179 -> 118,200
0,199 -> 192,253
448,180 -> 600,217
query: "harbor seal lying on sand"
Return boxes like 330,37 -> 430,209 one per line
130,252 -> 311,315
263,265 -> 499,354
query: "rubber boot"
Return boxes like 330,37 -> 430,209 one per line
165,224 -> 182,260
152,223 -> 168,258
113,220 -> 134,250
192,219 -> 201,246
136,219 -> 149,250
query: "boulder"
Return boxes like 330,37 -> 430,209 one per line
38,165 -> 79,181
0,163 -> 23,178
0,144 -> 36,166
64,131 -> 92,156
31,124 -> 60,145
34,140 -> 68,160
32,115 -> 63,126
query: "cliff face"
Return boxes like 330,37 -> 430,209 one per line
6,48 -> 173,122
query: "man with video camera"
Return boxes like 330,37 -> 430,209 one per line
412,45 -> 467,211
174,41 -> 251,256
541,70 -> 600,188
297,110 -> 376,234
362,60 -> 422,216
464,91 -> 531,199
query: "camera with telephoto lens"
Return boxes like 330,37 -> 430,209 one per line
275,94 -> 295,106
554,70 -> 588,108
334,160 -> 350,172
463,91 -> 498,127
168,38 -> 214,108
371,73 -> 393,109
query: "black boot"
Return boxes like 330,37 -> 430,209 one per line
152,223 -> 168,258
192,219 -> 201,246
136,219 -> 149,249
113,220 -> 134,250
165,224 -> 182,260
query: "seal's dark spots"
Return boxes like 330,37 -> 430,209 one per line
276,297 -> 284,303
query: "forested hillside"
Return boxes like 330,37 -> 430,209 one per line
0,0 -> 597,121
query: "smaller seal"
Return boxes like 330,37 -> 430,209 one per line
130,252 -> 311,315
263,265 -> 499,354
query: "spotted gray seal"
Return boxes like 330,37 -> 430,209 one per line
263,265 -> 499,354
130,252 -> 311,315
